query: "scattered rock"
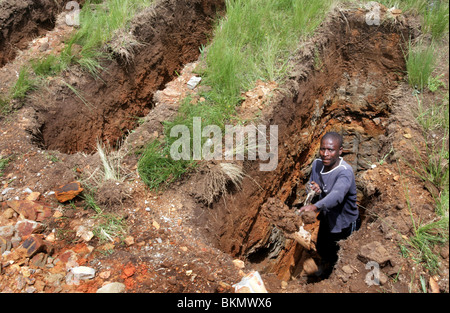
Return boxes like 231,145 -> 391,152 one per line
358,241 -> 392,266
232,259 -> 245,269
75,225 -> 94,242
342,265 -> 354,274
15,219 -> 43,237
96,282 -> 126,293
0,225 -> 15,239
6,200 -> 52,222
30,252 -> 48,267
54,181 -> 83,203
429,276 -> 440,293
187,76 -> 202,89
2,208 -> 15,219
0,236 -> 12,254
122,264 -> 136,278
25,192 -> 41,201
124,236 -> 135,246
19,235 -> 45,257
67,266 -> 96,285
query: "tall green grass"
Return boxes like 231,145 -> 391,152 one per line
201,0 -> 332,110
422,0 -> 450,39
405,41 -> 436,91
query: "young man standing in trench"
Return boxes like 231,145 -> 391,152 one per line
299,131 -> 361,277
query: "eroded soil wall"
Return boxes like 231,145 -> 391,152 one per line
207,9 -> 412,281
0,0 -> 66,67
34,0 -> 224,154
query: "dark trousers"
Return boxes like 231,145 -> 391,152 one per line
316,214 -> 361,267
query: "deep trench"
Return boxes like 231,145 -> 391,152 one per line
20,1 -> 413,282
31,0 -> 224,154
205,9 -> 412,282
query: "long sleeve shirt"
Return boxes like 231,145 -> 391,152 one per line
309,157 -> 358,233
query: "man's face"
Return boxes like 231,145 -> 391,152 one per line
319,137 -> 342,170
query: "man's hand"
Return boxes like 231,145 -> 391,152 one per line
309,181 -> 321,194
299,204 -> 318,214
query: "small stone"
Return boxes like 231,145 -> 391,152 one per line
30,252 -> 48,267
99,270 -> 111,279
96,282 -> 126,293
122,264 -> 135,278
0,236 -> 12,254
379,272 -> 389,285
2,208 -> 15,219
34,280 -> 46,292
342,265 -> 354,274
26,192 -> 41,201
187,76 -> 202,89
232,259 -> 245,269
76,225 -> 94,242
7,200 -> 51,222
54,181 -> 83,203
358,241 -> 392,266
19,235 -> 45,257
440,245 -> 449,259
69,266 -> 96,280
15,219 -> 43,237
124,236 -> 134,246
45,232 -> 56,243
0,225 -> 15,239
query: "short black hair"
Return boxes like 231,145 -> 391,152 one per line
321,132 -> 343,148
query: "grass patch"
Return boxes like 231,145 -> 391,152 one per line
31,54 -> 65,77
200,0 -> 332,110
0,96 -> 10,115
138,140 -> 196,191
412,92 -> 449,190
422,0 -> 449,39
10,67 -> 36,99
377,0 -> 448,39
0,157 -> 10,177
82,188 -> 127,243
402,215 -> 449,275
405,40 -> 436,91
399,171 -> 449,275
